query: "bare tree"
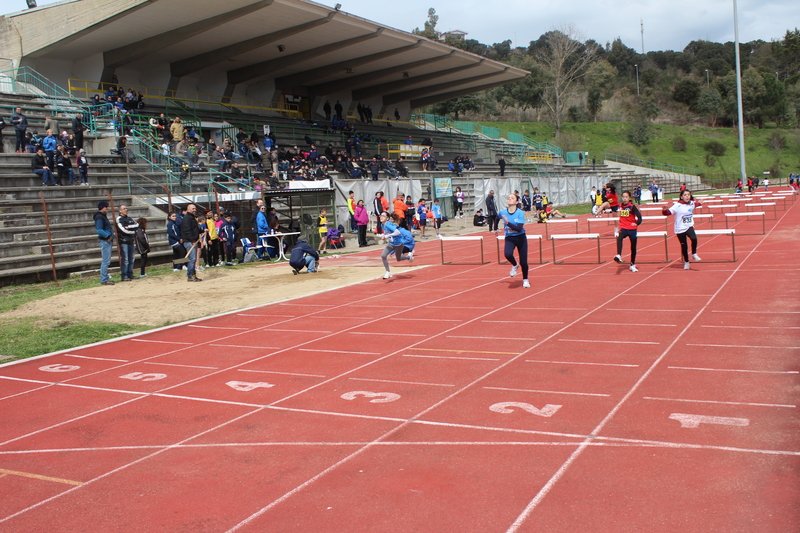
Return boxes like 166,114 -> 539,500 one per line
533,25 -> 598,133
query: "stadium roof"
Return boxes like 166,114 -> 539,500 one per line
0,0 -> 528,117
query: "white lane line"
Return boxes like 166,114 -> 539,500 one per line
388,317 -> 462,322
517,307 -> 587,311
712,310 -> 800,314
403,354 -> 500,361
449,335 -> 537,341
62,354 -> 129,362
558,339 -> 660,345
236,369 -> 325,378
607,309 -> 691,312
700,325 -> 800,330
483,320 -> 564,324
0,383 -> 54,402
687,343 -> 800,349
269,329 -> 332,333
348,331 -> 426,336
130,339 -> 192,345
668,366 -> 799,374
298,348 -> 380,355
349,377 -> 456,387
525,360 -> 639,368
237,314 -> 296,317
585,322 -> 676,327
484,386 -> 610,398
428,306 -> 494,309
643,396 -> 795,408
143,362 -> 219,370
188,325 -> 249,330
209,344 -> 281,349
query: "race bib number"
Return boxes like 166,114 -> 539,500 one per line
620,209 -> 630,217
681,214 -> 693,225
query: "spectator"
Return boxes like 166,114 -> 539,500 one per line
42,129 -> 57,170
72,115 -> 86,151
94,201 -> 115,285
395,157 -> 409,178
115,204 -> 139,282
180,203 -> 203,281
381,157 -> 397,179
289,238 -> 319,274
44,115 -> 59,136
32,148 -> 55,186
169,117 -> 184,144
219,212 -> 238,265
135,217 -> 150,278
204,210 -> 221,267
498,156 -> 506,176
355,199 -> 369,247
323,101 -> 332,120
405,135 -> 413,145
76,149 -> 89,186
10,107 -> 28,154
55,145 -> 77,185
166,211 -> 185,271
334,100 -> 343,119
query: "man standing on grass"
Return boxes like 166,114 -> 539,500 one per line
180,203 -> 203,282
115,204 -> 139,282
94,201 -> 115,286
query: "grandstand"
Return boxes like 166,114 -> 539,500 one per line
0,0 -> 704,284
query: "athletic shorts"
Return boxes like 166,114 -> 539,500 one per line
611,205 -> 619,212
419,218 -> 427,227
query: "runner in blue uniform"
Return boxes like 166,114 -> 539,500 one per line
499,193 -> 530,288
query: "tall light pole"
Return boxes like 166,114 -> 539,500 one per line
705,69 -> 710,88
634,64 -> 639,96
733,0 -> 747,183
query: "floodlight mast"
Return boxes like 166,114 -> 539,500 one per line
732,0 -> 747,182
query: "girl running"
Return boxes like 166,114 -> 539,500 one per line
499,193 -> 530,288
614,191 -> 643,272
379,212 -> 414,279
595,183 -> 618,217
662,189 -> 703,270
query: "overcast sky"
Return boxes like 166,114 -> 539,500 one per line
2,0 -> 797,53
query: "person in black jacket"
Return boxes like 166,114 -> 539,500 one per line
486,189 -> 499,233
11,107 -> 28,153
289,239 -> 319,274
166,211 -> 184,270
135,218 -> 150,277
32,148 -> 55,186
116,204 -> 139,281
180,203 -> 202,281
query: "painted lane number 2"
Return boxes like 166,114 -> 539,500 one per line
341,391 -> 401,403
490,402 -> 562,417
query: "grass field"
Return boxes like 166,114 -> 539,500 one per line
477,121 -> 800,182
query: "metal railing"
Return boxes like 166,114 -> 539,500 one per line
604,153 -> 702,176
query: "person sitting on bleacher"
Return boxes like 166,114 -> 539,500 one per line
380,157 -> 397,178
213,147 -> 229,171
395,157 -> 409,178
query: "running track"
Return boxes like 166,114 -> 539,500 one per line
1,193 -> 799,532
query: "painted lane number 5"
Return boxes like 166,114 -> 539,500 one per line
490,402 -> 561,417
341,391 -> 401,403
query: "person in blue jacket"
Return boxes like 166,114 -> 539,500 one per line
166,211 -> 185,270
289,238 -> 319,274
255,204 -> 270,259
218,212 -> 238,265
94,201 -> 115,285
499,193 -> 530,288
379,212 -> 414,279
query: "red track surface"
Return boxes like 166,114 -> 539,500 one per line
2,192 -> 799,532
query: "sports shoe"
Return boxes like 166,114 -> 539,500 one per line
613,254 -> 622,263
692,254 -> 701,262
407,251 -> 415,263
173,268 -> 179,272
684,262 -> 691,270
101,280 -> 115,286
383,271 -> 393,279
226,262 -> 234,266
188,275 -> 203,282
510,265 -> 518,277
139,274 -> 147,278
522,279 -> 530,288
292,268 -> 298,275
629,265 -> 638,273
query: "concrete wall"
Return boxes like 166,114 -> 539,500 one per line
603,160 -> 703,189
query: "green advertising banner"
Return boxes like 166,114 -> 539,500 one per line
434,177 -> 453,198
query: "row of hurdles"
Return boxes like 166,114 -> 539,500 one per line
438,189 -> 795,266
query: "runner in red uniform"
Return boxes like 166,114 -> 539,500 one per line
614,191 -> 643,272
595,183 -> 619,217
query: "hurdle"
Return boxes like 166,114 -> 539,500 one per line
705,204 -> 736,215
544,218 -> 580,239
746,202 -> 777,220
586,217 -> 617,235
775,191 -> 796,204
550,233 -> 603,264
440,236 -> 489,265
638,206 -> 665,213
692,214 -> 715,228
640,215 -> 668,231
694,229 -> 737,262
496,235 -> 546,265
614,230 -> 670,263
725,211 -> 766,235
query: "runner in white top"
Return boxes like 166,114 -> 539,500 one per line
662,189 -> 703,270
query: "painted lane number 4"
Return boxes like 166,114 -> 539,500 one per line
490,402 -> 562,417
341,391 -> 401,403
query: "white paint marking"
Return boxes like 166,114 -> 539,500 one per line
585,322 -> 676,327
225,381 -> 275,392
607,309 -> 691,312
558,339 -> 660,345
643,397 -> 795,408
298,348 -> 380,355
237,369 -> 325,378
188,325 -> 249,330
39,364 -> 80,373
687,343 -> 800,349
403,354 -> 500,361
209,344 -> 281,349
669,413 -> 750,428
341,391 -> 401,403
388,317 -> 462,322
712,310 -> 800,314
489,402 -> 561,417
130,339 -> 192,345
348,331 -> 425,336
484,386 -> 610,397
483,320 -> 564,324
268,329 -> 332,333
525,360 -> 639,368
700,325 -> 800,330
119,372 -> 167,382
668,366 -> 798,374
144,362 -> 219,370
349,377 -> 455,387
62,354 -> 129,362
449,335 -> 537,341
237,313 -> 296,317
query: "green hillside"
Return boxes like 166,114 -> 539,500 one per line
477,121 -> 800,184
